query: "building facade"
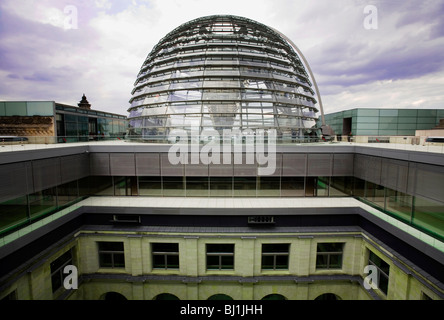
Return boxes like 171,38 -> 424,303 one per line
0,97 -> 127,144
322,108 -> 444,138
0,143 -> 443,300
1,15 -> 444,302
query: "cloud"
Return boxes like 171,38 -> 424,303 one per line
0,0 -> 443,116
322,72 -> 444,113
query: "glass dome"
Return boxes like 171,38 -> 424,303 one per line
128,15 -> 320,141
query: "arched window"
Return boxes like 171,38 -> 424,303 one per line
102,292 -> 127,301
207,294 -> 233,300
154,293 -> 180,300
261,294 -> 287,300
314,293 -> 341,300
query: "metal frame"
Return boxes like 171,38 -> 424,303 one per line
128,15 -> 321,139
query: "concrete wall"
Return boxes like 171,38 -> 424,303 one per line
2,229 -> 442,300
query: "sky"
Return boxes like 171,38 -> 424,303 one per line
1,0 -> 444,116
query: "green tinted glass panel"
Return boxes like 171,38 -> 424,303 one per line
356,116 -> 379,123
357,109 -> 379,117
398,123 -> 415,129
416,123 -> 435,129
5,102 -> 27,116
210,177 -> 232,197
379,123 -> 397,130
418,110 -> 436,117
397,117 -> 417,124
343,110 -> 352,118
139,177 -> 162,196
316,177 -> 329,196
186,177 -> 209,197
233,177 -> 256,197
26,102 -> 54,116
413,196 -> 444,238
358,123 -> 379,129
0,195 -> 28,232
29,187 -> 57,219
398,109 -> 417,117
64,114 -> 78,122
379,116 -> 398,124
385,189 -> 412,223
57,180 -> 79,207
257,177 -> 280,197
330,177 -> 353,196
281,177 -> 304,197
65,122 -> 78,136
77,116 -> 88,123
417,117 -> 436,124
378,130 -> 398,135
163,177 -> 185,196
379,109 -> 398,116
0,102 -> 5,116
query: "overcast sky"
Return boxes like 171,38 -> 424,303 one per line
1,0 -> 444,115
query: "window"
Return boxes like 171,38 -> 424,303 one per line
1,290 -> 17,300
98,242 -> 125,268
422,292 -> 433,300
206,244 -> 234,270
261,244 -> 289,270
152,243 -> 179,269
50,249 -> 73,293
316,243 -> 344,269
368,251 -> 390,295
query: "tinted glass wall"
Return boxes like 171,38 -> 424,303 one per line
1,151 -> 444,243
323,108 -> 444,136
0,101 -> 54,117
55,104 -> 127,142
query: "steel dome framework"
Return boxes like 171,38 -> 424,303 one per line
128,15 -> 322,140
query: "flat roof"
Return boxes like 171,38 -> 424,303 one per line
1,196 -> 443,255
1,140 -> 443,156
